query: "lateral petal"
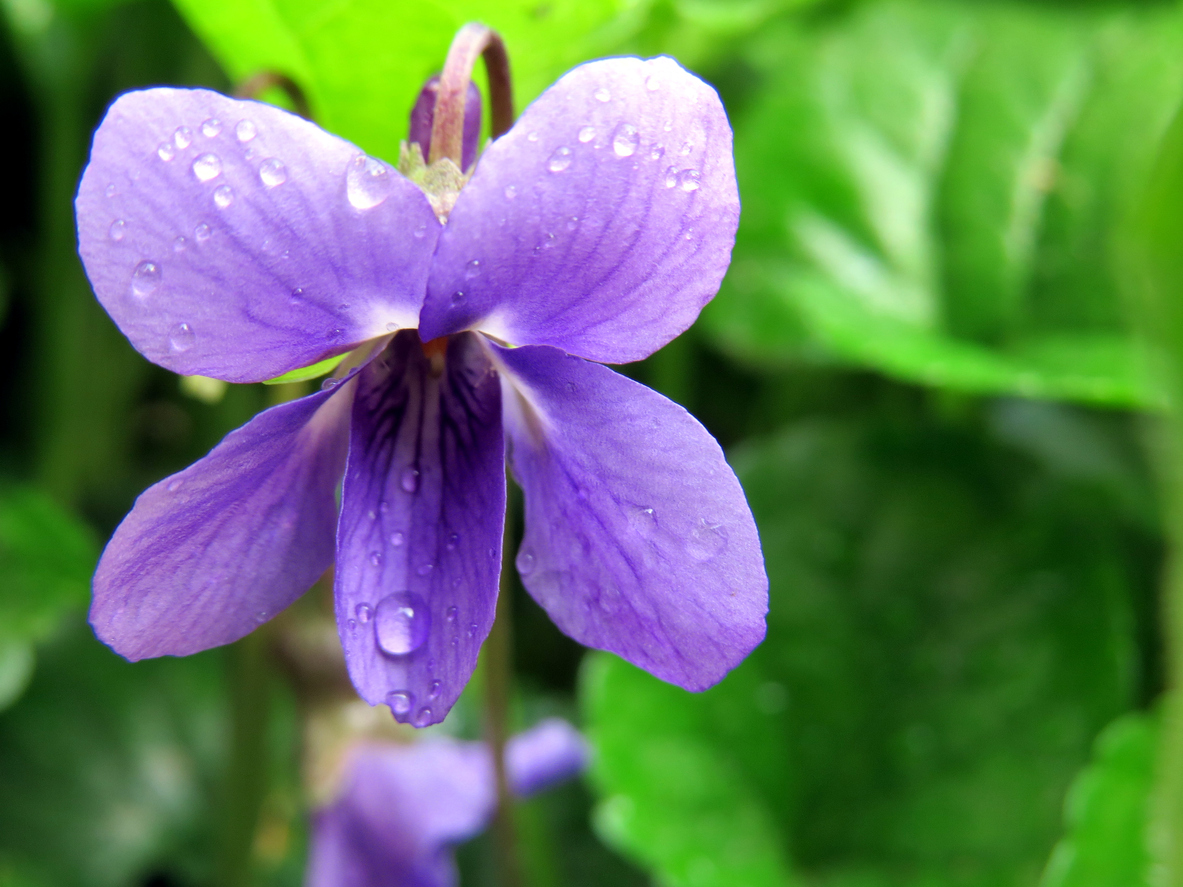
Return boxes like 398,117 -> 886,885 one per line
494,344 -> 767,690
420,56 -> 739,363
91,380 -> 353,660
336,332 -> 504,726
76,88 -> 440,383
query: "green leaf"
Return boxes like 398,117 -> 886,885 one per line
1040,712 -> 1157,887
583,405 -> 1143,886
702,0 -> 1183,408
262,352 -> 347,385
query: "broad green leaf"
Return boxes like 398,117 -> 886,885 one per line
1040,712 -> 1157,887
584,406 -> 1143,886
702,0 -> 1183,408
169,0 -> 629,164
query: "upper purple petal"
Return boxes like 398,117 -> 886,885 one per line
336,331 -> 505,726
409,77 -> 483,172
419,56 -> 740,363
494,344 -> 767,690
76,88 -> 440,383
92,380 -> 353,660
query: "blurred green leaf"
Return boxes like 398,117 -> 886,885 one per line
584,406 -> 1144,886
169,0 -> 629,163
1040,711 -> 1157,887
703,0 -> 1183,408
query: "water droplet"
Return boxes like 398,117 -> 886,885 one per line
387,690 -> 414,717
374,592 -> 429,656
578,125 -> 595,143
680,140 -> 693,156
173,235 -> 187,253
445,606 -> 458,622
167,479 -> 183,492
346,154 -> 392,209
192,153 -> 221,182
566,216 -> 580,231
235,119 -> 257,142
413,708 -> 433,727
379,501 -> 389,514
157,141 -> 176,161
105,183 -> 117,198
628,505 -> 658,537
686,520 -> 727,561
169,322 -> 195,352
347,618 -> 357,630
321,378 -> 339,391
547,146 -> 572,173
612,123 -> 639,158
131,260 -> 161,298
594,86 -> 611,102
385,322 -> 398,332
467,623 -> 478,638
259,157 -> 287,187
664,166 -> 679,188
446,532 -> 459,551
369,551 -> 382,567
201,118 -> 222,138
413,223 -> 428,238
516,548 -> 536,575
108,219 -> 126,241
195,223 -> 212,242
428,680 -> 441,699
527,131 -> 539,142
213,185 -> 234,209
450,291 -> 466,307
289,288 -> 304,304
678,169 -> 701,192
464,259 -> 481,280
401,468 -> 420,493
174,126 -> 193,149
390,531 -> 405,547
646,75 -> 661,91
504,184 -> 518,200
649,145 -> 665,161
416,563 -> 434,576
356,603 -> 373,623
664,119 -> 674,132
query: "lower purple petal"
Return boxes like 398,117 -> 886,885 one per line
336,331 -> 505,726
494,344 -> 768,690
92,381 -> 353,660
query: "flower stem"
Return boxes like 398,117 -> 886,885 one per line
430,23 -> 514,166
234,71 -> 313,120
485,494 -> 525,887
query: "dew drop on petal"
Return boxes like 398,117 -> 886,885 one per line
612,123 -> 639,157
680,140 -> 694,156
686,521 -> 728,561
201,118 -> 222,138
465,259 -> 481,280
321,378 -> 339,391
416,563 -> 434,577
213,185 -> 234,209
650,145 -> 665,161
356,603 -> 373,623
566,216 -> 580,231
547,146 -> 572,173
385,322 -> 398,332
192,153 -> 222,182
167,479 -> 183,492
628,505 -> 658,537
157,141 -> 176,162
678,168 -> 701,192
374,592 -> 429,656
594,86 -> 611,102
413,708 -> 433,727
346,154 -> 392,209
526,131 -> 539,142
646,75 -> 661,91
413,223 -> 428,238
169,322 -> 195,352
516,548 -> 536,575
235,119 -> 257,142
195,223 -> 212,242
173,126 -> 193,149
387,690 -> 414,717
428,681 -> 441,700
105,183 -> 117,198
504,184 -> 517,200
108,219 -> 126,241
259,157 -> 287,187
445,606 -> 458,622
578,125 -> 595,143
401,468 -> 420,493
369,551 -> 382,567
664,166 -> 679,188
173,235 -> 187,253
131,260 -> 161,298
446,532 -> 459,551
390,531 -> 405,547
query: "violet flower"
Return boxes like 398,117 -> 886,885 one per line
75,55 -> 767,727
307,718 -> 587,887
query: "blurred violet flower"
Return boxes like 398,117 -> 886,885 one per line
307,718 -> 587,887
74,55 -> 767,727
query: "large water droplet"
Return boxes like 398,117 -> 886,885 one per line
578,125 -> 595,144
612,123 -> 639,158
192,153 -> 222,182
387,690 -> 414,717
594,86 -> 611,102
346,154 -> 392,209
131,261 -> 161,298
401,468 -> 420,493
413,708 -> 433,727
259,157 -> 287,187
235,119 -> 257,142
504,184 -> 518,200
174,126 -> 193,149
201,118 -> 222,138
169,322 -> 195,352
374,592 -> 430,656
516,548 -> 536,575
157,142 -> 176,162
195,223 -> 212,242
548,146 -> 573,173
663,166 -> 679,188
213,185 -> 234,209
108,219 -> 126,242
356,603 -> 373,623
390,531 -> 405,547
678,169 -> 701,192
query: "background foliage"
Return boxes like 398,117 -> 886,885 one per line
0,0 -> 1178,884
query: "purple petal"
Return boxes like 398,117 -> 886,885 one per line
420,56 -> 740,363
409,77 -> 483,172
494,344 -> 767,690
507,717 -> 589,796
76,88 -> 440,383
91,381 -> 353,660
336,331 -> 504,726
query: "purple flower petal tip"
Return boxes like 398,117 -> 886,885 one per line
507,717 -> 589,796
